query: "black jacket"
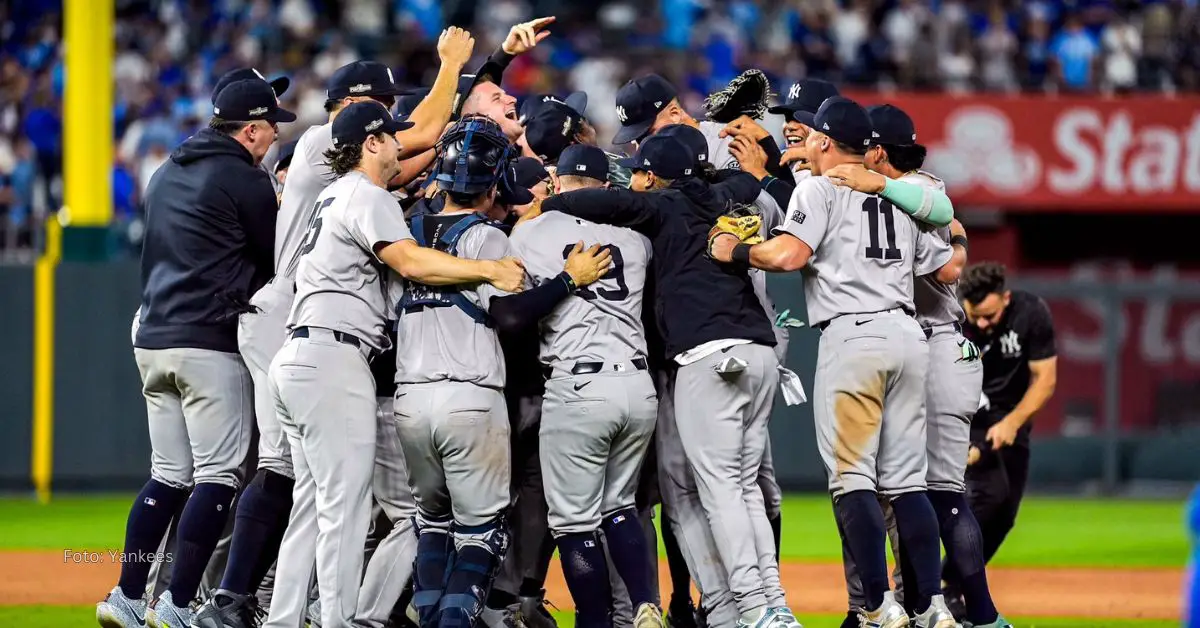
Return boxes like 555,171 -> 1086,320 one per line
541,174 -> 776,360
135,128 -> 277,353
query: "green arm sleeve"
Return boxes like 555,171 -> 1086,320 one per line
880,177 -> 954,228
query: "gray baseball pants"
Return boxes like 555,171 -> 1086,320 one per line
237,278 -> 295,479
673,343 -> 783,615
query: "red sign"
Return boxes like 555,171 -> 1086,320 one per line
849,93 -> 1200,211
1025,263 -> 1200,435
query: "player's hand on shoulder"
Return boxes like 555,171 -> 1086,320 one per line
720,115 -> 770,141
563,241 -> 613,287
502,17 -> 555,55
729,135 -> 768,178
486,257 -> 526,293
437,26 -> 476,70
825,164 -> 885,195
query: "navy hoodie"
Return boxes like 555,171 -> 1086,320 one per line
135,128 -> 277,353
540,175 -> 776,360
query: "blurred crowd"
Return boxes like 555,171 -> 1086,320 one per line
1,0 -> 1199,258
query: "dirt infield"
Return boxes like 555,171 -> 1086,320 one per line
1,550 -> 1181,620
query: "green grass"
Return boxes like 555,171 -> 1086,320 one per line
0,493 -> 1188,568
0,606 -> 1178,628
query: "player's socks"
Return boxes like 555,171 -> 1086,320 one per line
413,524 -> 454,627
929,490 -> 999,624
768,513 -> 782,561
442,521 -> 508,628
117,479 -> 189,600
835,490 -> 889,611
557,531 -> 614,628
601,507 -> 656,608
220,470 -> 294,595
661,513 -> 693,605
167,482 -> 237,606
890,492 -> 943,615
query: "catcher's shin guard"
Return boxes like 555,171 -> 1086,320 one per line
439,515 -> 510,628
413,514 -> 455,628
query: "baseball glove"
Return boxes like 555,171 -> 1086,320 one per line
707,214 -> 764,255
703,69 -> 773,123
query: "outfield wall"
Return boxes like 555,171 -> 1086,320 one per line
0,263 -> 1195,492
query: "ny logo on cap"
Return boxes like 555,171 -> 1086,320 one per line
249,106 -> 268,116
365,119 -> 383,132
349,83 -> 372,94
872,131 -> 880,138
643,158 -> 651,166
561,118 -> 572,137
788,83 -> 801,100
576,164 -> 587,172
616,106 -> 628,123
654,101 -> 663,108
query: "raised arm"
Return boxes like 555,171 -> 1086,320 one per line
395,28 -> 475,158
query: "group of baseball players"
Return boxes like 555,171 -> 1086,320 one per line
96,15 -> 1033,628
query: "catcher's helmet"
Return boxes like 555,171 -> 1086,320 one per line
433,115 -> 514,196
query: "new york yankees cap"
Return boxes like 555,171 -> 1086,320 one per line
275,139 -> 298,173
519,91 -> 589,124
497,158 -> 536,205
867,104 -> 919,147
212,67 -> 290,104
558,144 -> 609,183
612,74 -> 678,145
511,156 -> 551,189
213,79 -> 297,123
768,78 -> 839,117
523,101 -> 584,163
616,135 -> 693,179
792,96 -> 873,149
331,101 -> 412,147
655,124 -> 709,167
326,61 -> 405,100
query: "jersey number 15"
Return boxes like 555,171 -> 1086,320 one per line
862,197 -> 902,261
561,244 -> 628,302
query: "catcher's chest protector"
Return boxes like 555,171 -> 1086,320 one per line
397,212 -> 501,326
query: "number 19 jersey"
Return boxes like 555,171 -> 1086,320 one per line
508,212 -> 652,368
775,176 -> 952,328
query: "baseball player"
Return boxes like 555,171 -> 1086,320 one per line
518,94 -> 633,189
824,105 -> 1009,628
197,31 -> 477,628
508,143 -> 663,628
393,115 -> 611,628
707,96 -> 961,628
766,79 -> 841,183
264,102 -> 525,628
96,80 -> 294,628
539,135 -> 795,628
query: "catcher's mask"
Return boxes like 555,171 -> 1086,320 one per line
433,115 -> 515,196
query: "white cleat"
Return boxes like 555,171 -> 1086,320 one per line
914,595 -> 960,628
96,586 -> 147,628
634,603 -> 666,628
857,592 -> 910,628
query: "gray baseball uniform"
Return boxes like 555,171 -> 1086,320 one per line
776,176 -> 952,497
392,218 -> 513,529
508,212 -> 657,535
238,122 -> 337,481
265,170 -> 413,628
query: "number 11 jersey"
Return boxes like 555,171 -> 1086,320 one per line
508,212 -> 653,369
775,175 -> 952,328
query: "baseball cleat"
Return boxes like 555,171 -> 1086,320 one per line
146,591 -> 193,628
856,592 -> 910,628
518,592 -> 558,628
190,589 -> 257,628
634,603 -> 666,628
97,586 -> 148,628
480,604 -> 526,628
963,616 -> 1012,628
914,594 -> 959,628
767,607 -> 804,628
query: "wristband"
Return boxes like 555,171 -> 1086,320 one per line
558,271 -> 577,292
950,234 -> 969,251
732,243 -> 752,265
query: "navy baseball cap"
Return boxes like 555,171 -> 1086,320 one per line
616,135 -> 693,179
497,159 -> 536,205
396,89 -> 427,118
612,74 -> 678,145
327,61 -> 405,100
523,102 -> 584,162
558,144 -> 610,183
212,67 -> 289,104
792,96 -> 873,149
768,79 -> 839,117
867,104 -> 919,147
213,79 -> 297,123
519,92 -> 589,124
331,101 -> 413,147
655,124 -> 708,166
275,139 -> 298,173
512,157 -> 551,189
